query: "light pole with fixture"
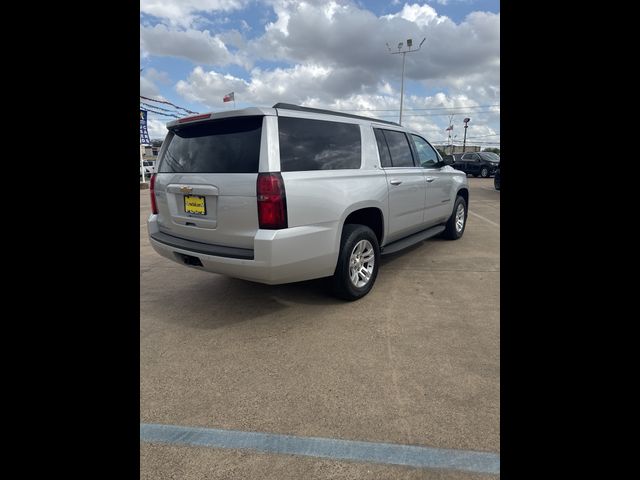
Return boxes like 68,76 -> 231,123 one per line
462,117 -> 470,152
386,37 -> 425,125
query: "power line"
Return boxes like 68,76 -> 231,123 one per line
342,104 -> 500,112
373,111 -> 497,117
466,133 -> 500,139
434,140 -> 500,145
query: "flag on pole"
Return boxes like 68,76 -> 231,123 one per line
445,125 -> 453,131
223,92 -> 235,103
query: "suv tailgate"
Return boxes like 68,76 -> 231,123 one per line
152,115 -> 264,250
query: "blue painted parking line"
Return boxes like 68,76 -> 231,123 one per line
140,423 -> 500,475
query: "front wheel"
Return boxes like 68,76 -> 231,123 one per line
442,196 -> 468,240
332,225 -> 380,301
480,167 -> 489,178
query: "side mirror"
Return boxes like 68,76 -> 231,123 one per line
440,156 -> 454,167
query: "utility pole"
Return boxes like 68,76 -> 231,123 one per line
387,37 -> 425,125
446,114 -> 454,155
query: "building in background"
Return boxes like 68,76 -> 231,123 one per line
435,145 -> 483,155
140,145 -> 159,160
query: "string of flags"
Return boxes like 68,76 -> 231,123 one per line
141,107 -> 179,119
140,101 -> 178,114
139,95 -> 199,115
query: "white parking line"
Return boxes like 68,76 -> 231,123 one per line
468,210 -> 500,227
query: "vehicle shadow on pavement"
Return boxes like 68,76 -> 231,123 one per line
379,238 -> 444,268
146,275 -> 347,331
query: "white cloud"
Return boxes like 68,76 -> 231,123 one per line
140,75 -> 161,97
140,0 -> 249,28
175,64 -> 350,106
140,24 -> 237,66
176,66 -> 250,104
141,0 -> 499,146
147,117 -> 170,140
175,65 -> 498,146
144,68 -> 171,85
383,3 -> 445,27
250,1 -> 498,87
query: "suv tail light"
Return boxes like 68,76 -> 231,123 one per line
257,173 -> 288,229
150,173 -> 158,215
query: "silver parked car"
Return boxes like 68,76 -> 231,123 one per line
147,103 -> 469,300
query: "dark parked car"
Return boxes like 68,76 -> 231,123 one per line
452,151 -> 500,178
494,167 -> 500,190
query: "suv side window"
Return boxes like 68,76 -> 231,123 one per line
462,153 -> 472,160
380,129 -> 415,167
373,128 -> 392,168
411,135 -> 439,168
278,117 -> 361,171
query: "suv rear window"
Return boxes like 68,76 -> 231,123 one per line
278,117 -> 361,171
158,116 -> 263,173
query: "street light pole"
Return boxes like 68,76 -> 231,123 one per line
387,37 -> 425,125
399,52 -> 406,126
463,117 -> 470,153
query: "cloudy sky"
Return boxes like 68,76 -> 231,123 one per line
140,0 -> 500,148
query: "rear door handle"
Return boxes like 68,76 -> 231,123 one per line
425,177 -> 436,183
390,180 -> 403,186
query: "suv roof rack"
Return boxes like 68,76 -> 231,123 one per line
272,103 -> 401,127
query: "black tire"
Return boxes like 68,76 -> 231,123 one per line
480,167 -> 489,178
442,196 -> 468,240
331,224 -> 380,301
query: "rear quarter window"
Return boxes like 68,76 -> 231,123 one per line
278,117 -> 361,171
380,129 -> 415,167
158,116 -> 263,173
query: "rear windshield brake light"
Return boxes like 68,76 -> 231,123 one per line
178,114 -> 211,123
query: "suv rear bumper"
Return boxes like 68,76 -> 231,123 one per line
147,215 -> 339,284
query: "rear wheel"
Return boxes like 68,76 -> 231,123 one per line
480,167 -> 489,178
442,196 -> 467,240
332,225 -> 380,301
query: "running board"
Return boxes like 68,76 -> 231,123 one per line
381,225 -> 446,256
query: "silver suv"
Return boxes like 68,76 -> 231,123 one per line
147,103 -> 469,300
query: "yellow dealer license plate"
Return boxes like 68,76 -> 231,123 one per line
184,195 -> 206,215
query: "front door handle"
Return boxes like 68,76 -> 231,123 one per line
390,180 -> 402,186
425,177 -> 436,183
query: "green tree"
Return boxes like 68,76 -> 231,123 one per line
483,147 -> 500,155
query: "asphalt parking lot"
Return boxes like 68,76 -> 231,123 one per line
140,177 -> 500,479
